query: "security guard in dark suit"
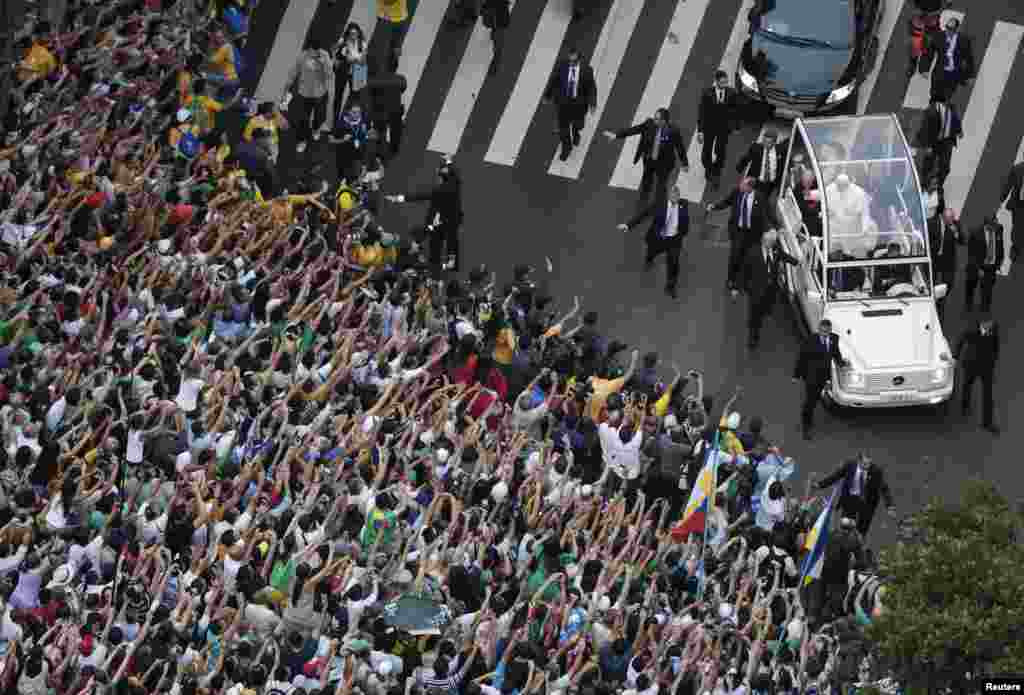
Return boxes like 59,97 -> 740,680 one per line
385,156 -> 464,276
1000,160 -> 1024,263
792,319 -> 849,440
741,228 -> 798,349
956,316 -> 1000,434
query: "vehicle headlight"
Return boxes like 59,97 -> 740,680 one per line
843,369 -> 865,389
825,82 -> 855,105
931,365 -> 949,384
738,64 -> 759,93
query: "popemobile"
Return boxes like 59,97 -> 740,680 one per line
774,114 -> 955,408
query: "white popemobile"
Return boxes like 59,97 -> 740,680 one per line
774,114 -> 955,407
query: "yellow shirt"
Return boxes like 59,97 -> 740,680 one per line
717,418 -> 746,457
353,243 -> 397,268
18,43 -> 58,83
210,44 -> 238,82
192,95 -> 225,134
588,375 -> 626,420
243,114 -> 281,144
377,0 -> 409,22
493,327 -> 516,365
653,383 -> 674,417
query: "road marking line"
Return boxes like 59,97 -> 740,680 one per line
676,0 -> 751,203
255,0 -> 321,102
428,2 -> 519,155
857,0 -> 907,113
609,0 -> 715,190
485,0 -> 573,167
256,1 -> 379,104
396,0 -> 449,108
547,0 -> 646,179
945,20 -> 1023,220
902,10 -> 965,110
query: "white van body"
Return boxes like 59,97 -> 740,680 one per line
774,114 -> 954,407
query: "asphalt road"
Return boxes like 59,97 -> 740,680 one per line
245,0 -> 1024,547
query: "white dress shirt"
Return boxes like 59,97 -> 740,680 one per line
598,422 -> 643,480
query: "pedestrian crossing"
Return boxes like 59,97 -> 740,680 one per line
248,0 -> 1024,223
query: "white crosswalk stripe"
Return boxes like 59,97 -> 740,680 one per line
676,0 -> 754,203
428,2 -> 518,156
944,22 -> 1023,216
546,0 -> 645,179
485,0 -> 573,167
609,0 -> 715,190
857,0 -> 908,113
255,0 -> 1024,223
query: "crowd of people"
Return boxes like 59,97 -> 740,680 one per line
0,0 -> 908,693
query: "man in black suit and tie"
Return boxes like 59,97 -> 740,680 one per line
926,16 -> 975,102
964,214 -> 1004,313
955,315 -> 1000,434
481,0 -> 512,74
736,129 -> 785,195
616,184 -> 690,298
916,95 -> 962,186
706,176 -> 772,294
927,193 -> 961,320
604,108 -> 689,205
545,48 -> 597,161
741,228 -> 798,349
816,452 -> 895,537
385,157 -> 464,275
793,319 -> 849,440
999,160 -> 1024,263
697,70 -> 738,189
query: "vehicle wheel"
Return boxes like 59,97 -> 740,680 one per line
822,388 -> 841,413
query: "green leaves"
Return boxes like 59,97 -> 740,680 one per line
868,480 -> 1024,685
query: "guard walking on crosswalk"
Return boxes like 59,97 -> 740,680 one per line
545,48 -> 597,162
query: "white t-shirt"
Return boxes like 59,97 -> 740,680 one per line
176,378 -> 205,413
126,429 -> 144,463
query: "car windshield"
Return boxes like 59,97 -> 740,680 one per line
827,261 -> 932,301
802,116 -> 929,261
755,0 -> 855,48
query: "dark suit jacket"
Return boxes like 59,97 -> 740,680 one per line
697,85 -> 738,134
793,331 -> 845,385
404,175 -> 463,227
927,195 -> 962,273
625,196 -> 690,246
955,323 -> 1000,372
736,141 -> 786,187
613,119 -> 688,170
544,60 -> 597,109
742,242 -> 797,299
1001,161 -> 1024,212
916,102 -> 962,147
965,222 -> 1005,268
927,31 -> 975,81
364,72 -> 407,120
711,188 -> 774,241
818,460 -> 893,517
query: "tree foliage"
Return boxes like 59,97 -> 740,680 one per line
868,480 -> 1024,687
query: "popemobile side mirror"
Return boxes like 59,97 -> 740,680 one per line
934,283 -> 948,300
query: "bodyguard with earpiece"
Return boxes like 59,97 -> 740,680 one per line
385,155 -> 464,276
